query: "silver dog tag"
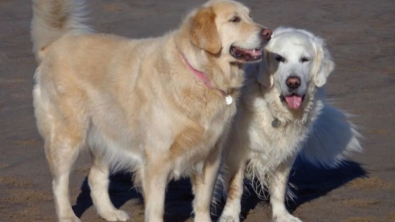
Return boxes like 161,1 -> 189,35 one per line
272,118 -> 281,128
225,95 -> 233,105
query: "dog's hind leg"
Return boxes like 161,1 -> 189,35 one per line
88,154 -> 130,221
44,127 -> 85,222
269,156 -> 302,222
35,82 -> 88,222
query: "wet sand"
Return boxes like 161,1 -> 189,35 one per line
1,0 -> 394,221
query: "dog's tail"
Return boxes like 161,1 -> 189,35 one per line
31,0 -> 92,62
299,104 -> 363,168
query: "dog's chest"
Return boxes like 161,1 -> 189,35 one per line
174,101 -> 236,151
248,119 -> 309,169
170,102 -> 236,177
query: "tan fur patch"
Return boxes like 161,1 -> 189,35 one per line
190,7 -> 222,54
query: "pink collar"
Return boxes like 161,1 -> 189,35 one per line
180,52 -> 233,105
181,53 -> 213,89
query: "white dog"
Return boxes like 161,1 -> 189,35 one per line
218,27 -> 362,222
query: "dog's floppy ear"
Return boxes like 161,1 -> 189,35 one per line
257,50 -> 274,88
312,37 -> 335,87
189,7 -> 222,54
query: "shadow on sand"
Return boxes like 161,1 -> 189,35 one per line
72,160 -> 366,221
72,173 -> 143,218
236,159 -> 367,221
72,173 -> 194,222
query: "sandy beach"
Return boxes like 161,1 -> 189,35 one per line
0,0 -> 394,221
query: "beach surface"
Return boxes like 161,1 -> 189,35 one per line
1,0 -> 394,221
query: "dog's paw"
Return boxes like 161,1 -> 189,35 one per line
217,215 -> 240,222
99,209 -> 130,221
273,213 -> 302,222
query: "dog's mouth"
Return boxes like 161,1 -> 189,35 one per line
230,45 -> 262,62
280,93 -> 305,110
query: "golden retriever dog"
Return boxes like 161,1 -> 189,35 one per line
218,27 -> 362,222
31,0 -> 271,221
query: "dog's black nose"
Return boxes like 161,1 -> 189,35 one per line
261,28 -> 272,41
286,76 -> 301,89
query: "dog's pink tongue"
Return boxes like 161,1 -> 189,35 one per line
285,95 -> 302,109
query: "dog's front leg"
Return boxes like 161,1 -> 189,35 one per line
217,161 -> 246,222
141,157 -> 171,222
191,146 -> 222,222
269,156 -> 302,222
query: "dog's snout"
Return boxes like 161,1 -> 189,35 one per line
286,76 -> 301,89
261,28 -> 272,41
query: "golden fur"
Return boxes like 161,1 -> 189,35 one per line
31,0 -> 270,221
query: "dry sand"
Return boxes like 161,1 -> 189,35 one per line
1,0 -> 394,221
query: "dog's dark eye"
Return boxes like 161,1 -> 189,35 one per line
275,55 -> 285,62
248,12 -> 253,18
229,16 -> 241,23
301,57 -> 310,63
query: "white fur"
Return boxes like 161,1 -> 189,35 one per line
218,27 -> 362,222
